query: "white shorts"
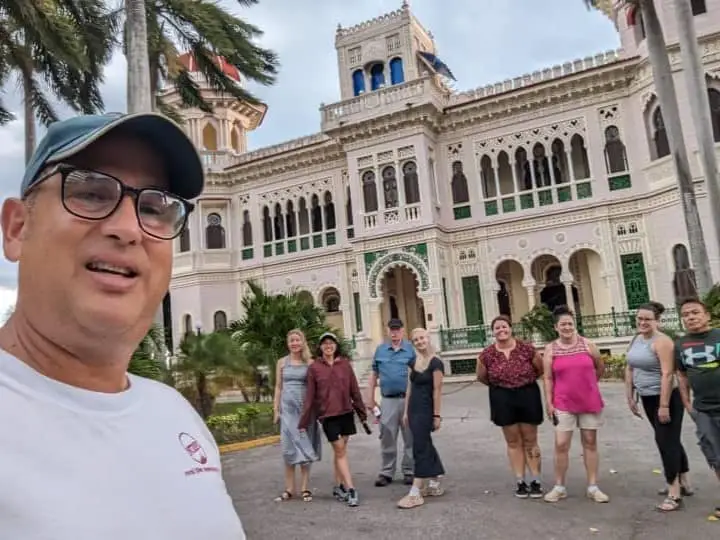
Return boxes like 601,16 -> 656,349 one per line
555,410 -> 603,432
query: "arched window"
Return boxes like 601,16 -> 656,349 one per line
352,69 -> 365,96
179,227 -> 190,252
298,198 -> 309,235
532,143 -> 551,188
285,201 -> 297,238
604,125 -> 628,174
202,123 -> 217,151
183,314 -> 193,336
550,139 -> 568,184
402,161 -> 420,204
242,210 -> 252,247
310,194 -> 322,232
205,213 -> 225,249
691,0 -> 707,16
480,155 -> 496,198
262,206 -> 272,242
570,134 -> 590,179
652,107 -> 670,159
345,186 -> 354,226
213,310 -> 227,331
382,166 -> 398,208
273,203 -> 284,240
450,161 -> 469,204
321,287 -> 341,313
707,88 -> 720,142
672,244 -> 691,271
323,191 -> 336,230
362,171 -> 378,213
389,57 -> 404,85
370,63 -> 385,91
515,147 -> 532,190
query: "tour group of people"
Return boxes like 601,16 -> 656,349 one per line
273,298 -> 720,519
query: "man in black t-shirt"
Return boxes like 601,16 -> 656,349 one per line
675,297 -> 720,518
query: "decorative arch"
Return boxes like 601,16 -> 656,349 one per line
368,251 -> 429,298
562,243 -> 603,263
315,284 -> 341,305
492,255 -> 527,277
525,248 -> 565,269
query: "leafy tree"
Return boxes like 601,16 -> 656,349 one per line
174,330 -> 246,419
703,283 -> 720,328
0,0 -> 115,161
122,0 -> 279,118
229,281 -> 350,390
127,324 -> 167,381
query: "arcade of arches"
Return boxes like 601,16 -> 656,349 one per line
374,266 -> 425,343
494,249 -> 608,323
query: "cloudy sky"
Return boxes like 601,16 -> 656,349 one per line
0,0 -> 619,313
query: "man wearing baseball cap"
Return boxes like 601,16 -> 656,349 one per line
0,113 -> 246,539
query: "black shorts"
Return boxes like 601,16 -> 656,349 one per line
321,412 -> 357,442
489,382 -> 544,427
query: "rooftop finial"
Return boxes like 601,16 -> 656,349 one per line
402,0 -> 409,9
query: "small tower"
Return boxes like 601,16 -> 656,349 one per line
334,1 -> 439,100
159,53 -> 268,168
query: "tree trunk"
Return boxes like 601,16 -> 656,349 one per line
196,372 -> 214,420
22,70 -> 35,165
125,0 -> 153,113
672,0 -> 720,291
641,0 -> 713,294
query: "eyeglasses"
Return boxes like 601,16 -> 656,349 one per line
27,164 -> 194,240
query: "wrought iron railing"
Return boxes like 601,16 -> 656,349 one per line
440,307 -> 683,351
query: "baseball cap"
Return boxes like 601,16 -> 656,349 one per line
388,318 -> 404,329
318,331 -> 339,343
21,112 -> 204,200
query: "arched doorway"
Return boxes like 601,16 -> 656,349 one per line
379,267 -> 424,331
531,255 -> 579,314
320,287 -> 343,331
568,248 -> 606,315
495,259 -> 527,322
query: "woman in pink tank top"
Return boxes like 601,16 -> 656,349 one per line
542,305 -> 609,504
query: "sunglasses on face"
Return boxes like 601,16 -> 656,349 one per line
26,164 -> 194,240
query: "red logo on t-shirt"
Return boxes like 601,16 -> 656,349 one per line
178,432 -> 208,464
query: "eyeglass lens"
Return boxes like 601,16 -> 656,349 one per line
63,169 -> 187,239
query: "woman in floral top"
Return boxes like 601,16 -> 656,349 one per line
477,315 -> 544,499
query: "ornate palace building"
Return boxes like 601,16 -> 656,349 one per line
167,1 -> 720,374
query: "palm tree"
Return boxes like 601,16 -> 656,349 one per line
122,0 -> 278,118
175,330 -> 246,419
230,281 -> 351,391
128,323 -> 167,381
0,0 -> 115,161
125,0 -> 152,113
585,0 -> 713,294
671,0 -> 720,276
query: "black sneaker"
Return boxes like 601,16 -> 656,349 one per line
374,475 -> 392,487
514,481 -> 530,499
529,481 -> 543,499
346,488 -> 359,507
333,484 -> 348,501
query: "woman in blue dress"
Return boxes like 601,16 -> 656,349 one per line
273,329 -> 321,502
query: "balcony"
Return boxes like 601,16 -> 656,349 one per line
362,203 -> 422,231
321,76 -> 446,131
440,307 -> 682,351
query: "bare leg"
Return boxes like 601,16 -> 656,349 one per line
553,430 -> 573,486
501,424 -> 526,480
519,423 -> 541,478
283,465 -> 296,494
332,437 -> 354,489
580,429 -> 599,486
300,464 -> 310,493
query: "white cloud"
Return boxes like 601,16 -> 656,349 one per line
0,286 -> 16,322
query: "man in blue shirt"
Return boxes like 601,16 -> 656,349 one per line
367,318 -> 416,486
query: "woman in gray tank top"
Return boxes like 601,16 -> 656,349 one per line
625,301 -> 691,512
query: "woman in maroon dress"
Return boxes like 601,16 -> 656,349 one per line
477,315 -> 544,498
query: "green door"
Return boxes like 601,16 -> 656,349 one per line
461,275 -> 484,326
620,253 -> 650,310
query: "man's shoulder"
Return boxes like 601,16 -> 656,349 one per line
129,375 -> 198,413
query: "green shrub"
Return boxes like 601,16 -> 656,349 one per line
601,354 -> 626,381
206,403 -> 277,444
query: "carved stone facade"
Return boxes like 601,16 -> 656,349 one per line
167,3 -> 720,363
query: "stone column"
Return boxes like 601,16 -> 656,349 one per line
523,278 -> 537,310
561,272 -> 575,310
369,298 -> 385,346
489,282 -> 501,319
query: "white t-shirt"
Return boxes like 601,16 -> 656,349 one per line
0,351 -> 246,540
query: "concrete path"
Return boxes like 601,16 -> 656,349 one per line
222,383 -> 719,539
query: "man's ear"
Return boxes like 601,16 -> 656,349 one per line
1,197 -> 30,263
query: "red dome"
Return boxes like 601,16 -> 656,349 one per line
177,52 -> 241,82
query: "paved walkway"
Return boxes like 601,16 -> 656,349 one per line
222,383 -> 719,539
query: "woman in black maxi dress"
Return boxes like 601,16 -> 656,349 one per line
397,328 -> 445,509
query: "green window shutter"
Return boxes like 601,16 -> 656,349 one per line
620,253 -> 650,310
461,276 -> 484,326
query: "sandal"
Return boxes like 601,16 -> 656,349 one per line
274,490 -> 293,502
656,496 -> 682,512
301,490 -> 313,502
